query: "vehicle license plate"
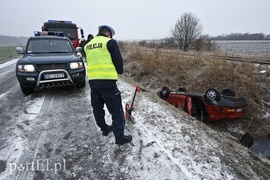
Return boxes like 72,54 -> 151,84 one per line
44,73 -> 65,79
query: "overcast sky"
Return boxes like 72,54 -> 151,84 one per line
0,0 -> 269,40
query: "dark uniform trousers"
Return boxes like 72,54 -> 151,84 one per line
90,85 -> 125,138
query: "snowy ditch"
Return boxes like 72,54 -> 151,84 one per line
1,58 -> 270,178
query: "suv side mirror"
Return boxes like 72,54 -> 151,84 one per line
75,47 -> 82,53
75,47 -> 83,58
16,47 -> 24,54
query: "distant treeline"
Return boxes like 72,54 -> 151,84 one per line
213,33 -> 270,40
0,35 -> 28,46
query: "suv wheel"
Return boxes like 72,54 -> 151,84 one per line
77,81 -> 85,88
20,85 -> 35,95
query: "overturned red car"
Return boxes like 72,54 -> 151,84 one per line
158,87 -> 247,122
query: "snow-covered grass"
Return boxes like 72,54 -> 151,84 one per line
117,77 -> 270,179
123,42 -> 270,139
1,59 -> 270,179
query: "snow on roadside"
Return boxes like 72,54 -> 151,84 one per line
0,59 -> 17,69
0,94 -> 45,180
117,77 -> 270,179
24,95 -> 45,120
1,56 -> 270,179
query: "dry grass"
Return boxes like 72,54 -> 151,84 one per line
121,42 -> 270,139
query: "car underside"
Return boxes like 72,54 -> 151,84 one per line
158,87 -> 247,122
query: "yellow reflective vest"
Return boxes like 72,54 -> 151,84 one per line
84,36 -> 118,80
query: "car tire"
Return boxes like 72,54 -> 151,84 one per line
205,88 -> 220,102
20,85 -> 35,95
178,87 -> 186,92
221,88 -> 235,97
77,81 -> 86,88
240,132 -> 254,148
160,86 -> 171,98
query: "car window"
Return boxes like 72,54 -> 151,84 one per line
27,39 -> 74,53
47,28 -> 77,40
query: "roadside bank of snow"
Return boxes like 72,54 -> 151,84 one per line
1,55 -> 270,179
117,76 -> 270,179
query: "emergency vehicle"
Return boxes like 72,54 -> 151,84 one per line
42,20 -> 84,48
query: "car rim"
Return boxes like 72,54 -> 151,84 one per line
207,90 -> 216,100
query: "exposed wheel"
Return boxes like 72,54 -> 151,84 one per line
160,86 -> 171,98
178,87 -> 186,92
205,88 -> 220,102
221,88 -> 235,97
240,132 -> 254,148
20,85 -> 35,95
77,80 -> 86,88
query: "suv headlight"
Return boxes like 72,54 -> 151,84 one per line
70,62 -> 83,69
18,65 -> 35,72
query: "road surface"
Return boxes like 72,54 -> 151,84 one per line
0,59 -> 187,179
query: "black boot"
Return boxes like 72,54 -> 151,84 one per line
115,135 -> 132,145
102,126 -> 113,136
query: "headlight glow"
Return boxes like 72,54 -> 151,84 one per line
70,62 -> 83,69
24,65 -> 35,72
18,64 -> 35,72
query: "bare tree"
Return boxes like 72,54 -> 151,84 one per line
171,12 -> 203,51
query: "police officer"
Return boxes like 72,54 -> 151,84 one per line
84,25 -> 132,145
